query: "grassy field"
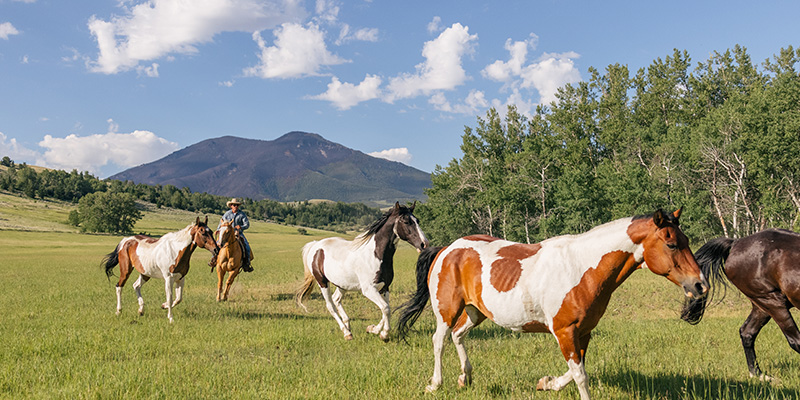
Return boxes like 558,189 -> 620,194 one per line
0,191 -> 798,399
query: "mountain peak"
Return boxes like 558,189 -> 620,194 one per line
109,132 -> 430,207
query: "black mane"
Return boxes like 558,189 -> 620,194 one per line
361,204 -> 413,238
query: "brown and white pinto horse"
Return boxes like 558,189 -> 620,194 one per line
296,202 -> 429,341
396,209 -> 708,400
213,219 -> 244,302
682,228 -> 800,380
103,217 -> 219,323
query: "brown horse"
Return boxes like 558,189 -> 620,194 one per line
397,209 -> 708,400
103,216 -> 219,323
682,228 -> 800,380
214,219 -> 244,301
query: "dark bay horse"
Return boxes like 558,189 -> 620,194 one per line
396,209 -> 708,400
103,217 -> 219,323
296,202 -> 429,341
682,228 -> 800,380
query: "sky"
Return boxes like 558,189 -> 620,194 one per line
1,0 -> 799,178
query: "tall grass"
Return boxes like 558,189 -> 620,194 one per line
0,196 -> 798,399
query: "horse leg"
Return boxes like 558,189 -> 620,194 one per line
451,305 -> 486,388
172,274 -> 185,308
223,268 -> 241,301
319,286 -> 352,340
331,288 -> 350,332
163,273 -> 175,323
361,284 -> 391,342
539,328 -> 590,400
427,320 -> 452,392
216,265 -> 226,302
115,256 -> 135,315
132,275 -> 149,316
739,303 -> 771,379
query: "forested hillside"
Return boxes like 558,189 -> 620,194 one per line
418,46 -> 800,245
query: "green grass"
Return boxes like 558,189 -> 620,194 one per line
1,192 -> 798,399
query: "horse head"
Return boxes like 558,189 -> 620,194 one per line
217,219 -> 238,246
390,201 -> 429,252
193,216 -> 220,256
638,208 -> 708,299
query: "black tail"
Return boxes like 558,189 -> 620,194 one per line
102,245 -> 121,280
681,237 -> 734,324
395,246 -> 444,341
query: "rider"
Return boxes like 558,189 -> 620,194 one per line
210,198 -> 254,272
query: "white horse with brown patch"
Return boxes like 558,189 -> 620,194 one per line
396,209 -> 708,400
296,202 -> 429,341
103,217 -> 219,323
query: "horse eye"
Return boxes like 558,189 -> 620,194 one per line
666,243 -> 678,250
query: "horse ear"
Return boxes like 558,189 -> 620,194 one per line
195,216 -> 201,225
653,209 -> 667,228
673,207 -> 683,221
410,200 -> 416,212
204,216 -> 208,225
394,201 -> 400,211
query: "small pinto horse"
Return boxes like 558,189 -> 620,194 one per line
103,217 -> 219,323
682,228 -> 800,380
213,219 -> 244,301
396,209 -> 708,400
296,202 -> 429,341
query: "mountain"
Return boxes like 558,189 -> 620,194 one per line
109,132 -> 431,207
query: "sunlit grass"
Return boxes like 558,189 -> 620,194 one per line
1,193 -> 798,399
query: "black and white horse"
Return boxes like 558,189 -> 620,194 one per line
296,202 -> 428,341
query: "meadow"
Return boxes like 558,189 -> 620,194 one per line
0,192 -> 798,399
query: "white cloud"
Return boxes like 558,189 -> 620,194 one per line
429,89 -> 488,115
385,23 -> 478,102
335,24 -> 378,45
37,129 -> 179,174
369,148 -> 412,164
482,34 -> 538,82
309,74 -> 382,109
0,22 -> 20,40
519,52 -> 581,104
244,22 -> 349,79
87,0 -> 305,74
427,16 -> 442,34
0,132 -> 38,161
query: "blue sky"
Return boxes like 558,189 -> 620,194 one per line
1,0 -> 798,178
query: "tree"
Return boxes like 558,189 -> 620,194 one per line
69,192 -> 142,234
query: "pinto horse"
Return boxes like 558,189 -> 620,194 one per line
103,216 -> 219,323
213,219 -> 244,302
682,228 -> 800,380
296,202 -> 429,341
396,209 -> 708,400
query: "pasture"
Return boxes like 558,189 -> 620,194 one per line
0,194 -> 798,399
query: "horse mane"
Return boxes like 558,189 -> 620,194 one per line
352,205 -> 412,247
632,210 -> 679,225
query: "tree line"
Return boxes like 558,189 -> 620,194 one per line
0,157 -> 381,234
417,45 -> 800,246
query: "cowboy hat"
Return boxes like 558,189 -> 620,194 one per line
226,198 -> 242,207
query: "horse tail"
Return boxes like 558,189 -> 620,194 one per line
395,245 -> 444,341
681,237 -> 734,324
295,242 -> 317,312
102,244 -> 121,280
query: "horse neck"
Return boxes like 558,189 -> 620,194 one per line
162,225 -> 196,254
372,219 -> 398,261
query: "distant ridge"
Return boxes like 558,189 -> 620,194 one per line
109,131 -> 431,207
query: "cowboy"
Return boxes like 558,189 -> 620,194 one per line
210,198 -> 254,272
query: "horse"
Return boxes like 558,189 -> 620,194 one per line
682,228 -> 800,380
295,202 -> 429,342
396,209 -> 708,400
103,216 -> 219,323
213,219 -> 244,302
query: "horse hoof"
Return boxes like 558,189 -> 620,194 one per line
161,303 -> 168,309
425,384 -> 439,393
458,375 -> 472,387
379,332 -> 390,342
344,333 -> 354,341
115,310 -> 121,316
138,309 -> 144,316
536,376 -> 554,391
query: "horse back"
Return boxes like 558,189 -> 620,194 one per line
727,229 -> 800,296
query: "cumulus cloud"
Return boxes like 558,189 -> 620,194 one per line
87,0 -> 305,75
385,23 -> 478,102
309,74 -> 382,109
0,22 -> 20,40
369,148 -> 412,164
427,16 -> 442,34
37,128 -> 178,174
0,132 -> 38,160
483,35 -> 581,106
429,89 -> 488,115
244,22 -> 349,79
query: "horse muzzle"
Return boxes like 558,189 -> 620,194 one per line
682,278 -> 709,299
